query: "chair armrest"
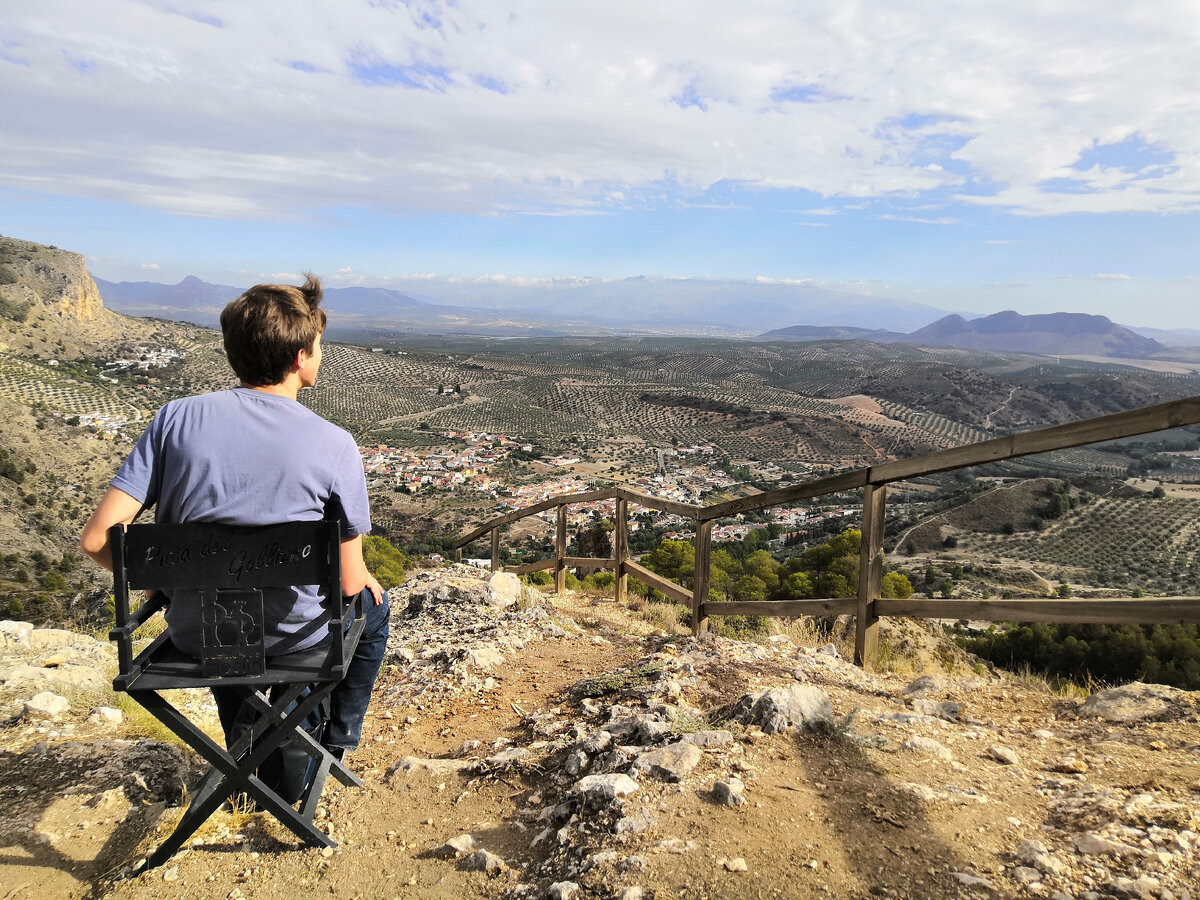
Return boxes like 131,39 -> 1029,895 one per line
108,591 -> 169,641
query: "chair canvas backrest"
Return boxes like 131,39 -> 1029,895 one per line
110,519 -> 348,686
121,521 -> 338,593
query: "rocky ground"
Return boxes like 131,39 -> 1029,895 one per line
1,565 -> 1198,900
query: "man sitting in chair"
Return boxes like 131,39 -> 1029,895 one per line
80,274 -> 389,788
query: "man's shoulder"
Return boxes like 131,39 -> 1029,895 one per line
158,390 -> 353,444
301,408 -> 356,446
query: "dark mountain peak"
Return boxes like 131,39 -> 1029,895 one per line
915,314 -> 969,339
908,310 -> 1163,358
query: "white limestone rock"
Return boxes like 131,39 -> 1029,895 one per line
572,773 -> 640,805
1077,682 -> 1184,722
631,741 -> 702,782
487,572 -> 523,608
900,736 -> 953,760
728,685 -> 833,734
23,691 -> 69,720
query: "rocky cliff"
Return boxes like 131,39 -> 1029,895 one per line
0,234 -> 138,356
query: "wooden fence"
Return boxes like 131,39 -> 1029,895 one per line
453,396 -> 1200,668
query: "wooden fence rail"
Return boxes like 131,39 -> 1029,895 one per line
453,395 -> 1200,668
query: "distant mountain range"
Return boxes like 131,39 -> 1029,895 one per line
761,311 -> 1168,358
93,274 -> 950,337
92,276 -> 567,338
94,274 -> 1193,354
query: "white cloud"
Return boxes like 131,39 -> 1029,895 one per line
1092,272 -> 1133,280
1,1 -> 1198,219
139,262 -> 160,270
755,276 -> 823,286
879,214 -> 959,225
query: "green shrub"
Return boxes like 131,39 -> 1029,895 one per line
362,534 -> 408,590
955,622 -> 1200,690
0,449 -> 26,484
40,571 -> 66,590
710,614 -> 770,640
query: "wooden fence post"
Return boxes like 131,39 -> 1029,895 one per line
692,519 -> 713,635
490,527 -> 500,574
855,483 -> 886,668
555,504 -> 567,593
614,497 -> 628,603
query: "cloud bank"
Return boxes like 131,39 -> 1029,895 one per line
1,1 -> 1198,222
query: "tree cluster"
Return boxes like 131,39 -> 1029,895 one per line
954,622 -> 1200,690
639,528 -> 913,603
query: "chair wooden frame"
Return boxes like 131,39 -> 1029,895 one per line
108,520 -> 366,870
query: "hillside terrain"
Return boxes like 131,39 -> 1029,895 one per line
1,238 -> 1199,898
3,234 -> 1200,632
2,567 -> 1198,900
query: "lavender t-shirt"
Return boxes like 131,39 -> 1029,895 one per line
112,387 -> 371,655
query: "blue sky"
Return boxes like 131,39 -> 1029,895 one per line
2,1 -> 1198,329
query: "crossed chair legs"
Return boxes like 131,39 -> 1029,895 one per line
132,682 -> 363,871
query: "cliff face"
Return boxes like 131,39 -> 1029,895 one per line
0,234 -> 142,355
0,236 -> 104,319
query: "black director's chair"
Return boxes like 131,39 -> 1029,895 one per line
108,520 -> 366,870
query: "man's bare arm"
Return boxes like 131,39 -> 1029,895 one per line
80,487 -> 144,571
340,533 -> 384,605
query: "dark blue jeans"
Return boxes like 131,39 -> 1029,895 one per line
212,588 -> 390,798
325,587 -> 390,751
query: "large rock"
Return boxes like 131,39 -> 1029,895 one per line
0,620 -> 34,650
0,623 -> 115,695
487,572 -> 522,608
439,834 -> 479,857
1077,682 -> 1185,722
465,646 -> 505,670
402,574 -> 495,614
23,691 -> 69,719
728,685 -> 833,734
631,741 -> 702,782
1074,832 -> 1137,857
2,662 -> 109,693
571,773 -> 640,805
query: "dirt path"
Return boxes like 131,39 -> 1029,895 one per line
97,634 -> 646,900
3,584 -> 1198,900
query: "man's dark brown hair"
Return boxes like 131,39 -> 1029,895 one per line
220,273 -> 327,386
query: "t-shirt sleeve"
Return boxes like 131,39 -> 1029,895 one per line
110,408 -> 165,507
329,435 -> 372,537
